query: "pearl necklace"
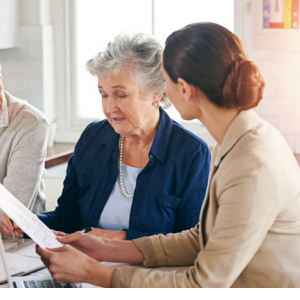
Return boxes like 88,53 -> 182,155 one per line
119,136 -> 134,198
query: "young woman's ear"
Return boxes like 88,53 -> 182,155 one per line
177,78 -> 197,102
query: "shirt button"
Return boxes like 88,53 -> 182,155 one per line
149,154 -> 153,159
136,187 -> 140,191
132,211 -> 136,216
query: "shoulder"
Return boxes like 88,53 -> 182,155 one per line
220,119 -> 295,180
81,119 -> 112,138
75,119 -> 114,147
6,92 -> 48,128
170,120 -> 209,153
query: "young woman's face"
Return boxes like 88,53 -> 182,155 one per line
161,65 -> 196,121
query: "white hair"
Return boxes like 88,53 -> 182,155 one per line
86,33 -> 171,108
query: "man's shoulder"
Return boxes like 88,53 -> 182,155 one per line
5,91 -> 48,127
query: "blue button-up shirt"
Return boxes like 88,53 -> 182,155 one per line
38,109 -> 211,239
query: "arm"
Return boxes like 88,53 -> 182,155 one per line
36,231 -> 144,287
2,119 -> 48,214
175,145 -> 210,231
112,154 -> 281,287
37,153 -> 82,233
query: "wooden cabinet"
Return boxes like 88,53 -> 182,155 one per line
0,0 -> 19,49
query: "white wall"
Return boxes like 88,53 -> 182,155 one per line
236,1 -> 300,154
1,0 -> 300,153
0,0 -> 56,124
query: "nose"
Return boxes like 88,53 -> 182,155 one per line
103,96 -> 118,115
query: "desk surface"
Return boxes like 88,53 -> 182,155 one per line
0,238 -> 126,288
1,238 -> 189,288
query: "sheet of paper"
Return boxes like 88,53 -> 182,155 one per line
0,253 -> 45,283
3,241 -> 18,252
0,184 -> 62,248
7,240 -> 39,258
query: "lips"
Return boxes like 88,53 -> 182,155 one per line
112,117 -> 126,122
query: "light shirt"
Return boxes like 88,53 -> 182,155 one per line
0,94 -> 9,128
98,161 -> 143,230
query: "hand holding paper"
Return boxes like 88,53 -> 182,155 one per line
0,183 -> 62,248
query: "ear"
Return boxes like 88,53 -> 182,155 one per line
152,93 -> 162,107
177,78 -> 197,102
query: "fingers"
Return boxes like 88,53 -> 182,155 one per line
1,215 -> 13,230
51,229 -> 67,237
0,215 -> 14,237
46,245 -> 71,253
57,231 -> 84,244
36,245 -> 52,264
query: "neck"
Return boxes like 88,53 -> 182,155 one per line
195,100 -> 239,145
123,110 -> 160,148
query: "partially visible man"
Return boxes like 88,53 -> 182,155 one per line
0,64 -> 49,227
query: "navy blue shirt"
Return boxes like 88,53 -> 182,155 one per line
38,109 -> 211,239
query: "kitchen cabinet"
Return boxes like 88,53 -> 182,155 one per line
0,0 -> 19,49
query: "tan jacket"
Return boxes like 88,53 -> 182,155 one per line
112,110 -> 300,288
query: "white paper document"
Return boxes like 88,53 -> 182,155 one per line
0,253 -> 45,283
0,184 -> 62,248
3,241 -> 17,252
7,240 -> 40,258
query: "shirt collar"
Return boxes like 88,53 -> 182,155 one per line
214,109 -> 262,166
104,108 -> 173,163
149,108 -> 173,162
0,92 -> 9,128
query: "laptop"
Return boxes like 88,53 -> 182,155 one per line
0,234 -> 79,288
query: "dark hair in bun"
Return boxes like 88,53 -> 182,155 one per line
163,22 -> 265,110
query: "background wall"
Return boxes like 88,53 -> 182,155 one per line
0,0 -> 300,154
236,0 -> 300,154
0,0 -> 56,126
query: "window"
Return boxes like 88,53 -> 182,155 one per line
55,0 -> 234,142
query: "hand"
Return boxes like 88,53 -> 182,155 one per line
51,229 -> 67,237
89,228 -> 126,240
0,214 -> 23,238
56,231 -> 105,261
58,231 -> 145,265
36,245 -> 116,287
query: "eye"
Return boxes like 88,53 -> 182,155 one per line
117,94 -> 127,99
100,93 -> 108,98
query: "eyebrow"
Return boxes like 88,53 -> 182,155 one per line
98,85 -> 126,89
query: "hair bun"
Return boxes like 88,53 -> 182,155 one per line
223,59 -> 265,110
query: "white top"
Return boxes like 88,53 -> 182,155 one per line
98,162 -> 143,230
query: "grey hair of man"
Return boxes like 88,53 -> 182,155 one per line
86,33 -> 171,109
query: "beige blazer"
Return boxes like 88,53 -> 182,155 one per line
112,110 -> 300,288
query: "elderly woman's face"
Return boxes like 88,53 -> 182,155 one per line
98,69 -> 158,137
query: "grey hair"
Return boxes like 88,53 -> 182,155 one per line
86,33 -> 171,109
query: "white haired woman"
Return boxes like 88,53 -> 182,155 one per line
1,33 -> 210,240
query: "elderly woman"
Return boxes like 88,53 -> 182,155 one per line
0,64 -> 48,225
1,33 -> 210,240
37,23 -> 300,288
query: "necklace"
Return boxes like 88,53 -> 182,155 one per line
119,136 -> 134,198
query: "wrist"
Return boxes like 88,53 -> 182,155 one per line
89,261 -> 116,288
117,230 -> 126,240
